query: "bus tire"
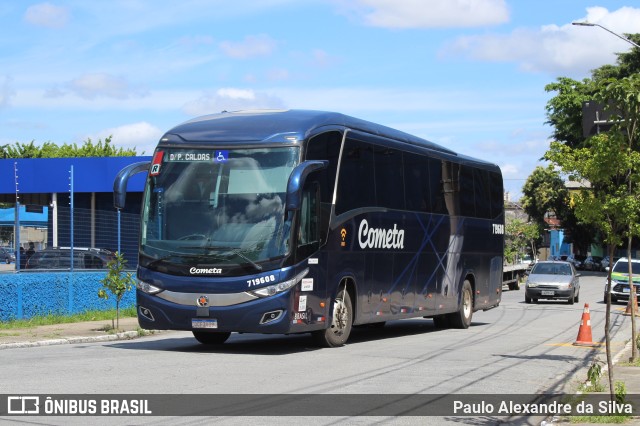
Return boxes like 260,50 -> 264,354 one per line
192,331 -> 231,345
432,315 -> 449,329
312,288 -> 353,347
449,280 -> 473,329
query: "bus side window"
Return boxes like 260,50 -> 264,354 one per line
473,168 -> 491,219
489,170 -> 503,219
335,138 -> 375,215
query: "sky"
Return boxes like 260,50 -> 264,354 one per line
1,0 -> 639,200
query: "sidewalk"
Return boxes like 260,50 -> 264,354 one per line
0,316 -> 154,349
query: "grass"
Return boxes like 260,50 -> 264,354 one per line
560,364 -> 634,424
0,306 -> 137,330
618,358 -> 640,367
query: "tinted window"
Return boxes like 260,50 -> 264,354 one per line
404,152 -> 430,212
428,158 -> 448,215
440,161 -> 460,216
459,165 -> 475,217
374,146 -> 405,210
489,171 -> 503,219
305,131 -> 341,204
473,168 -> 492,219
335,138 -> 375,215
613,261 -> 640,275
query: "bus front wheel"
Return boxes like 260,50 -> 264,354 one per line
449,280 -> 473,329
192,331 -> 231,345
312,288 -> 353,347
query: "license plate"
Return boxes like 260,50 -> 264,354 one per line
192,319 -> 218,329
541,290 -> 554,296
623,288 -> 630,293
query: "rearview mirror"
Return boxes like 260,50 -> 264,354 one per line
113,161 -> 150,209
285,160 -> 328,211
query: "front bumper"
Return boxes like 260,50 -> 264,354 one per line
525,287 -> 573,300
609,283 -> 640,301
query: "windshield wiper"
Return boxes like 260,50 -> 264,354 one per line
144,253 -> 195,269
197,245 -> 263,272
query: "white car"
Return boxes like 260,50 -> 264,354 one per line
604,258 -> 640,303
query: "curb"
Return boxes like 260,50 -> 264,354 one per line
542,339 -> 636,425
0,331 -> 141,350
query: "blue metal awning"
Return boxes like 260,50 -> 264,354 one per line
0,206 -> 48,227
0,156 -> 151,194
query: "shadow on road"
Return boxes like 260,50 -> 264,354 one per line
106,318 -> 491,355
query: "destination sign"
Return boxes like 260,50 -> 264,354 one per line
167,152 -> 212,162
166,151 -> 230,162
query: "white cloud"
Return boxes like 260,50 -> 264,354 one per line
182,88 -> 286,116
444,6 -> 640,76
219,34 -> 277,59
338,0 -> 509,28
47,73 -> 148,100
500,164 -> 518,176
91,122 -> 163,155
0,75 -> 15,109
24,2 -> 69,29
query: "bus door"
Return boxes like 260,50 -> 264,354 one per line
292,179 -> 329,327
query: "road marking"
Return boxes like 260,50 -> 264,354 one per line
545,342 -> 623,348
546,342 -> 603,348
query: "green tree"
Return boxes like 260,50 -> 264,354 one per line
546,131 -> 640,401
545,35 -> 640,149
98,252 -> 135,330
543,31 -> 640,401
596,74 -> 640,362
2,136 -> 138,158
505,218 -> 540,264
520,165 -> 569,227
544,77 -> 596,148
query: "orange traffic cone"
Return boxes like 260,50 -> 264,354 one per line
624,292 -> 639,316
574,303 -> 597,347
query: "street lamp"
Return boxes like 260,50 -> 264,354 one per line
572,21 -> 640,49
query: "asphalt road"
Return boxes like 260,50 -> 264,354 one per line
0,271 -> 633,425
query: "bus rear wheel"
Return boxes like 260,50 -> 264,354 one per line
192,331 -> 231,345
448,280 -> 473,329
312,288 -> 353,347
432,315 -> 450,329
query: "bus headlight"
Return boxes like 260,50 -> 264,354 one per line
250,269 -> 308,298
137,280 -> 163,294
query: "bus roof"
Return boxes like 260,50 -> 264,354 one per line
161,109 -> 455,154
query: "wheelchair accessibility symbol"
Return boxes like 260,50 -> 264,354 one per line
215,151 -> 228,163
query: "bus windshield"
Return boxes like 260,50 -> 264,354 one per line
140,147 -> 299,271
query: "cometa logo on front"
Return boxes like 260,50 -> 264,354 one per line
190,267 -> 222,275
358,219 -> 405,250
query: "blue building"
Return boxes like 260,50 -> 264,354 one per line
549,229 -> 572,258
0,157 -> 150,265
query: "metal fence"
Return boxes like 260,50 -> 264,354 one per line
8,204 -> 140,271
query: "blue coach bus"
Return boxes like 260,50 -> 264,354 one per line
114,110 -> 504,347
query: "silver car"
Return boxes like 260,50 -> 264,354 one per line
0,247 -> 15,264
525,261 -> 580,304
